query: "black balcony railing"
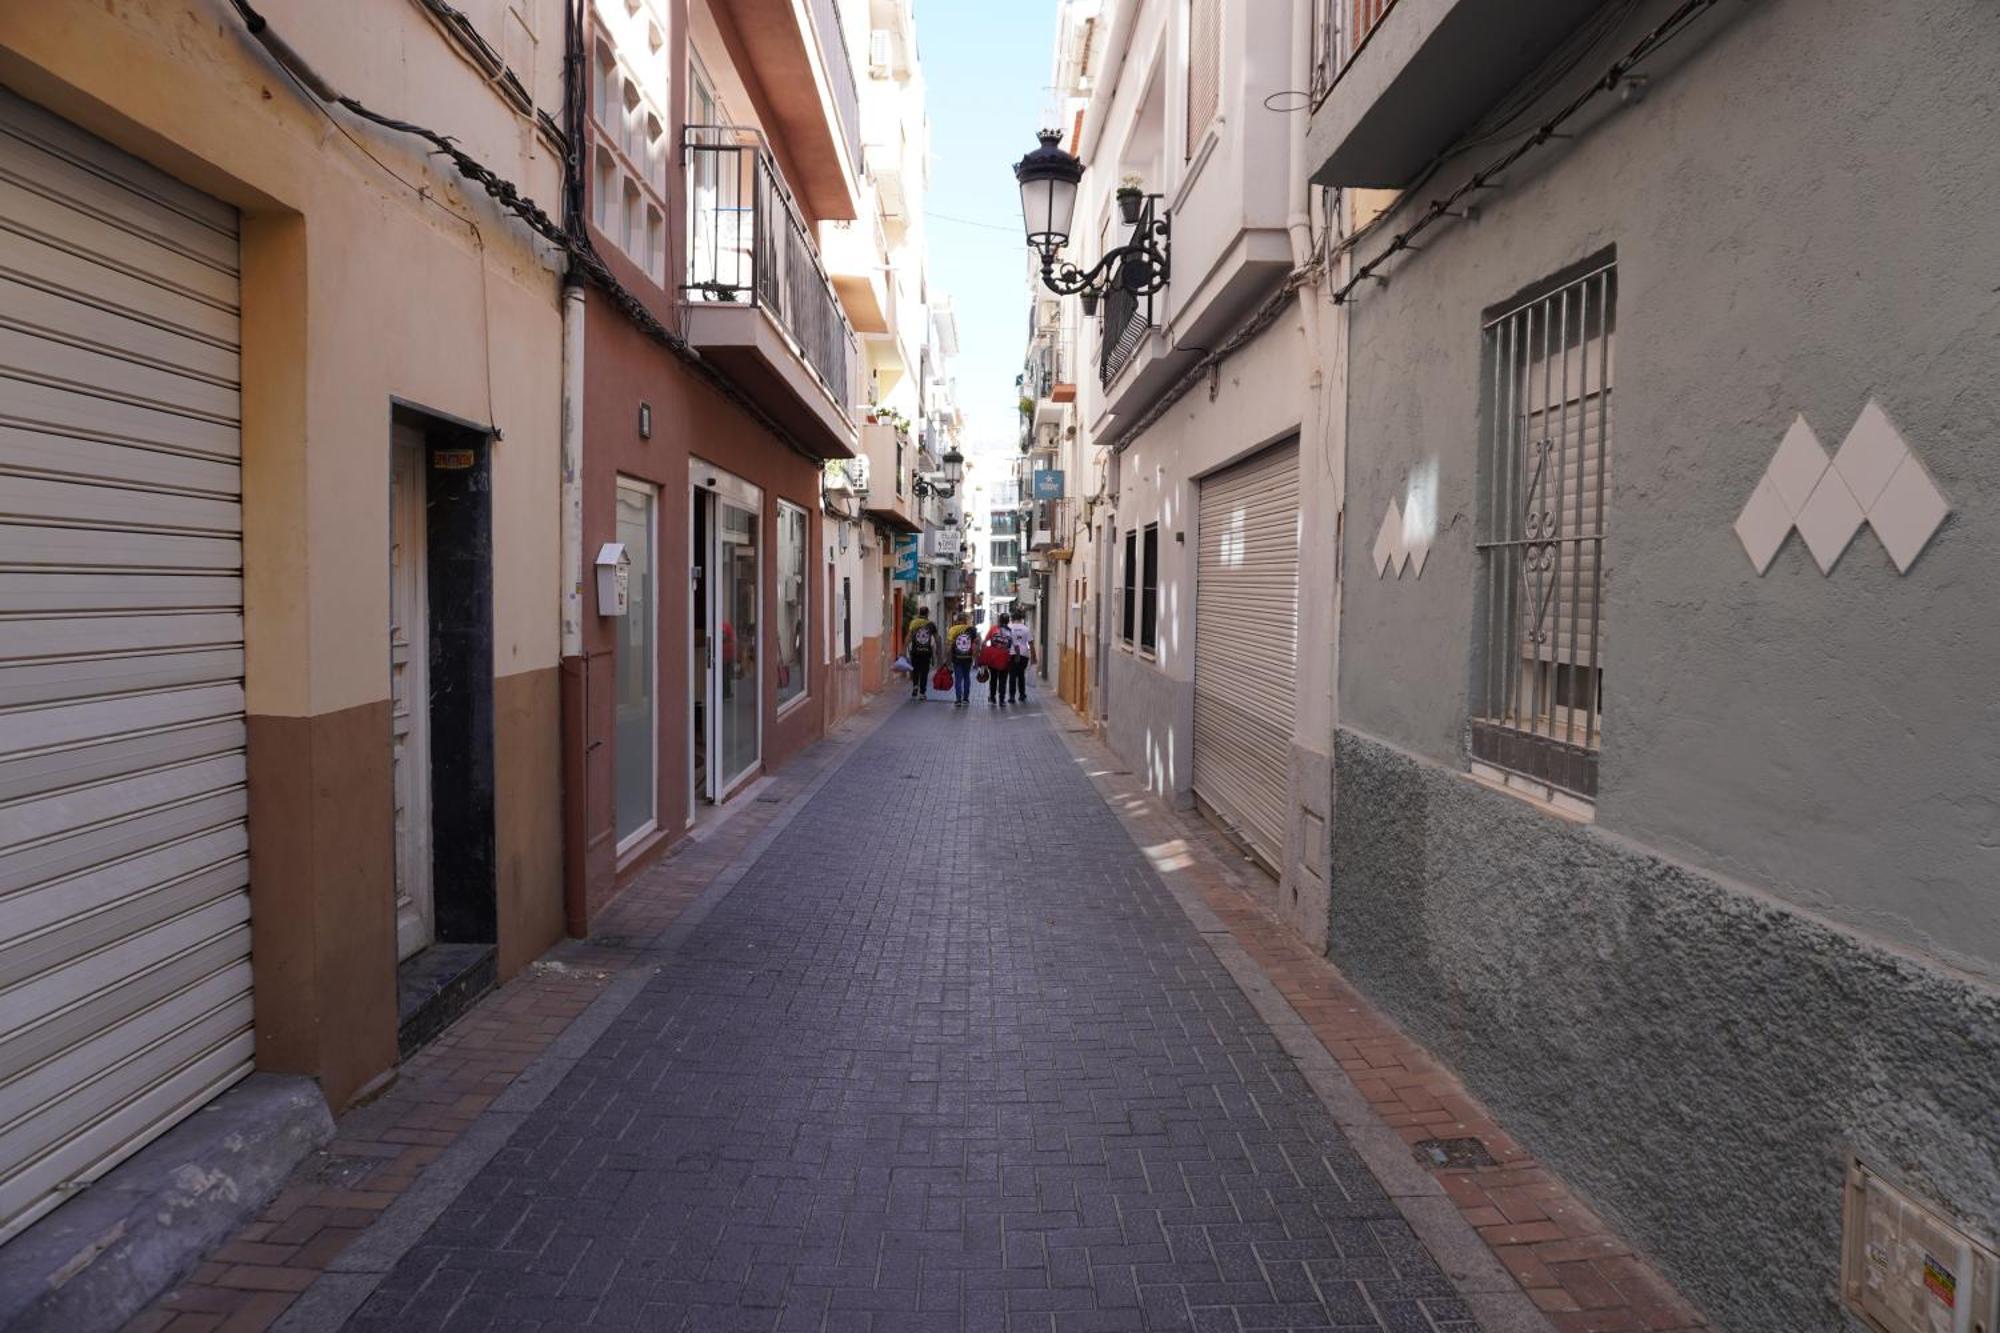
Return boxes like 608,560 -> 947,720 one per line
1026,330 -> 1074,400
1310,0 -> 1401,109
684,126 -> 855,409
1098,199 -> 1157,387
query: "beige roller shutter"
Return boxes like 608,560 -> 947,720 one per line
0,88 -> 250,1244
1193,441 -> 1299,869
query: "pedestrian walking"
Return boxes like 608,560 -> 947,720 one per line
944,613 -> 978,707
981,615 -> 1014,707
906,606 -> 938,701
1007,608 -> 1035,704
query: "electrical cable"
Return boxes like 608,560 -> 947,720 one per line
1101,0 -> 1720,454
225,0 -> 837,468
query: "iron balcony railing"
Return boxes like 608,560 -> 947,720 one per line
1025,330 -> 1075,400
684,125 -> 856,411
1309,0 -> 1401,109
1099,197 -> 1158,387
808,0 -> 864,176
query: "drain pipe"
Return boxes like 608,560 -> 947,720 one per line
558,278 -> 589,937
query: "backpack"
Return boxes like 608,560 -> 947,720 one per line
952,630 -> 975,658
911,624 -> 934,652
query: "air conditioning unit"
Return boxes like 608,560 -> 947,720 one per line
869,29 -> 894,77
844,455 -> 871,496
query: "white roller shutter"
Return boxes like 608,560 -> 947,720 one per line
1193,442 -> 1299,869
0,88 -> 251,1244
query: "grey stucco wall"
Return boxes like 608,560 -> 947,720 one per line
1334,0 -> 2000,980
1332,729 -> 2000,1333
1104,647 -> 1196,806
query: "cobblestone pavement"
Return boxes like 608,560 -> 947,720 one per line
345,697 -> 1479,1333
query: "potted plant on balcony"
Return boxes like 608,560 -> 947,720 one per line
1116,176 -> 1144,226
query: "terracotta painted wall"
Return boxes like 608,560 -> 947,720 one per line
574,298 -> 828,919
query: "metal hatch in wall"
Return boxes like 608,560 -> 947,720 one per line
1192,440 -> 1301,870
0,88 -> 252,1242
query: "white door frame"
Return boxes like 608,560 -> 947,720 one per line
690,461 -> 764,807
389,426 -> 434,961
614,476 -> 659,857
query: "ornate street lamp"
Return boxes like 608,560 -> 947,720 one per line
1014,129 -> 1169,306
913,446 -> 964,500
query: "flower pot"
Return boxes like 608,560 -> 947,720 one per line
1116,191 -> 1143,225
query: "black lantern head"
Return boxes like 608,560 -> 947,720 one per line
1015,129 -> 1083,258
942,448 -> 965,485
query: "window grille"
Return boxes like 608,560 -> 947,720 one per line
1121,529 -> 1137,643
1473,261 -> 1615,799
1140,525 -> 1160,654
1186,0 -> 1222,156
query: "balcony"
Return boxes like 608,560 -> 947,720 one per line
684,127 -> 858,458
820,193 -> 893,334
1307,0 -> 1616,187
725,0 -> 862,218
858,422 -> 918,532
1025,331 -> 1075,431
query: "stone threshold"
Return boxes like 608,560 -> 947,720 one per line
1047,699 -> 1711,1333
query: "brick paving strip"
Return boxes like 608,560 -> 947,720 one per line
1045,704 -> 1708,1333
120,694 -> 908,1333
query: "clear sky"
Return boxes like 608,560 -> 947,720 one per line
917,0 -> 1058,464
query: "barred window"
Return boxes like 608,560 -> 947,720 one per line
1140,524 -> 1160,654
1472,260 -> 1615,801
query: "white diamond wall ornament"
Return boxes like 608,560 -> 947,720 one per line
1868,451 -> 1950,573
1736,402 -> 1949,576
1733,473 -> 1792,574
1795,467 -> 1865,574
1373,499 -> 1405,577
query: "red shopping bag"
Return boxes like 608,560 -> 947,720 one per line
931,665 -> 953,691
977,643 -> 1010,672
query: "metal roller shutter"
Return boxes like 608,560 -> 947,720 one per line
1193,442 -> 1299,869
0,88 -> 250,1244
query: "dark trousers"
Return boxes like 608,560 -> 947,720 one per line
986,663 -> 1006,703
909,653 -> 932,696
1007,657 -> 1029,702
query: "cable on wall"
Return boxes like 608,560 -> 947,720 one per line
225,0 -> 836,468
1100,0 -> 1720,454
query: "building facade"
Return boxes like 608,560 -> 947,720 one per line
0,0 -> 568,1245
1048,0 -> 1342,945
1308,0 -> 2000,1329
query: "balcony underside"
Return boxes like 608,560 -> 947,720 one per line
864,501 -> 920,534
684,303 -> 856,459
1307,0 -> 1615,187
729,0 -> 862,219
831,272 -> 890,334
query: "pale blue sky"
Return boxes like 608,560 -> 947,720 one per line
917,0 -> 1057,461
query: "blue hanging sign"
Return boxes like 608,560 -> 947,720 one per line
1032,469 -> 1065,499
893,533 -> 920,581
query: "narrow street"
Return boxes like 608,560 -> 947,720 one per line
340,696 -> 1473,1333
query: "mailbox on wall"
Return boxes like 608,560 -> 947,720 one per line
595,542 -> 630,617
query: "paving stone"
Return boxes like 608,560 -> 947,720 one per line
341,701 -> 1474,1330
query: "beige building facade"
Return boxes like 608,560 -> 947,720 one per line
0,0 -> 568,1245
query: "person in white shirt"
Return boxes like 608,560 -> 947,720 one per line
1006,610 -> 1035,704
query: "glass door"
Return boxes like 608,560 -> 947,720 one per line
718,500 -> 760,792
614,479 -> 656,849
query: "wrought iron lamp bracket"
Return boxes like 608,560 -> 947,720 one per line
1036,211 -> 1170,299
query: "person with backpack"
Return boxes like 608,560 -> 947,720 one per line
944,613 -> 978,707
981,614 -> 1015,707
906,606 -> 938,701
1006,607 -> 1036,704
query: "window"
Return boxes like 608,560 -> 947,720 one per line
841,575 -> 853,662
589,24 -> 669,283
1120,529 -> 1137,644
776,500 -> 808,707
1473,259 -> 1616,801
1186,0 -> 1222,156
991,539 -> 1019,568
1140,524 -> 1160,654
